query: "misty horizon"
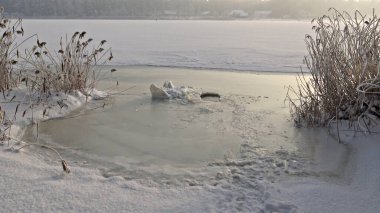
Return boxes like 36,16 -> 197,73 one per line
2,0 -> 380,20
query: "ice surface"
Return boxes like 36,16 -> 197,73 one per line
21,20 -> 311,72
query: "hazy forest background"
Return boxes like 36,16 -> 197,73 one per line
2,0 -> 380,19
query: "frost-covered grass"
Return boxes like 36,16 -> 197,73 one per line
287,9 -> 380,132
1,6 -> 115,97
0,7 -> 23,93
21,31 -> 114,95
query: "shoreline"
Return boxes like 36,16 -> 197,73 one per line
16,17 -> 311,22
0,89 -> 107,149
106,64 -> 305,75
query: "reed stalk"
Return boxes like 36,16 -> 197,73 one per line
20,32 -> 114,97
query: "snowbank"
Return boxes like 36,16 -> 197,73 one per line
0,89 -> 106,140
0,147 -> 218,212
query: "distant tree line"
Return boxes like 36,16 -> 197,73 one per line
1,0 -> 380,19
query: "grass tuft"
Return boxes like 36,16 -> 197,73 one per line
0,8 -> 23,94
287,8 -> 380,132
20,32 -> 114,96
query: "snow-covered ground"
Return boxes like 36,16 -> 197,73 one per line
0,145 -> 218,212
1,68 -> 379,212
270,131 -> 380,213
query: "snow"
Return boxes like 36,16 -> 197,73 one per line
0,149 -> 218,213
270,132 -> 380,213
150,81 -> 201,102
1,69 -> 379,212
0,88 -> 106,140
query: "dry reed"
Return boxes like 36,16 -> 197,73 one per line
20,32 -> 114,96
287,8 -> 380,132
0,7 -> 24,95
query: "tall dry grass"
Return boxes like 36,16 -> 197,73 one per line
287,8 -> 380,131
21,32 -> 114,96
0,7 -> 23,95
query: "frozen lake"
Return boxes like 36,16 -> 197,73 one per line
21,19 -> 311,72
23,67 -> 346,185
